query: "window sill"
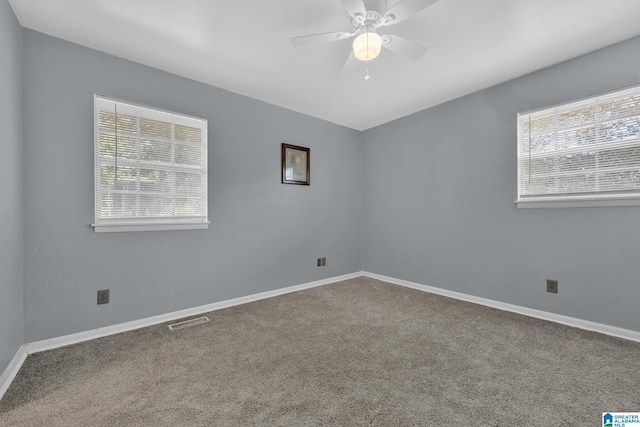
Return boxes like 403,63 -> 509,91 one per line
515,196 -> 640,208
92,222 -> 209,233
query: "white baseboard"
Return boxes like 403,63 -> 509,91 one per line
23,271 -> 362,355
0,345 -> 28,402
363,271 -> 640,343
4,270 -> 638,402
1,272 -> 360,401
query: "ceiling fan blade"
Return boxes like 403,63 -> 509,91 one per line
381,35 -> 427,60
341,51 -> 361,76
341,0 -> 367,18
291,31 -> 354,46
382,0 -> 439,25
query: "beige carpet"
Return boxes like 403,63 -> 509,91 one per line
1,277 -> 639,426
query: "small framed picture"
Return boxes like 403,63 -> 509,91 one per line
282,143 -> 310,185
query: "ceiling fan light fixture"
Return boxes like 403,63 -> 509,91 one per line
352,31 -> 382,61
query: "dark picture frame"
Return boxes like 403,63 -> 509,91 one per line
281,143 -> 310,185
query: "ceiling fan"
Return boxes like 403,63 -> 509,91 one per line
291,0 -> 439,78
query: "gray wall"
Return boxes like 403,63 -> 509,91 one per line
22,30 -> 362,342
362,35 -> 640,332
14,25 -> 640,348
0,0 -> 24,374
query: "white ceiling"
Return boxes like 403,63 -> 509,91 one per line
9,0 -> 640,130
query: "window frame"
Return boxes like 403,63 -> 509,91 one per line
92,95 -> 209,233
516,84 -> 640,209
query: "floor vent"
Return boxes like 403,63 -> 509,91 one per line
168,316 -> 210,331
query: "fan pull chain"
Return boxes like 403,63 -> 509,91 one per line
365,31 -> 371,80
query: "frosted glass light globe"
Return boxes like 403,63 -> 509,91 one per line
352,32 -> 382,61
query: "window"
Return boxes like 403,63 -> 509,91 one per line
516,85 -> 640,208
93,95 -> 208,232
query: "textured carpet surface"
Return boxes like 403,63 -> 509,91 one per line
1,277 -> 639,426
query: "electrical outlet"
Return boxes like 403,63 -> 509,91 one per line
546,280 -> 558,294
97,289 -> 110,305
321,257 -> 326,266
317,258 -> 322,267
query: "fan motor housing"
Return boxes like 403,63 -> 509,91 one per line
352,10 -> 382,30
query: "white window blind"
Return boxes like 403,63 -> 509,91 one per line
93,95 -> 208,232
517,85 -> 640,208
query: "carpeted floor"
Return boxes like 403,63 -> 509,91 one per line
1,277 -> 639,426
